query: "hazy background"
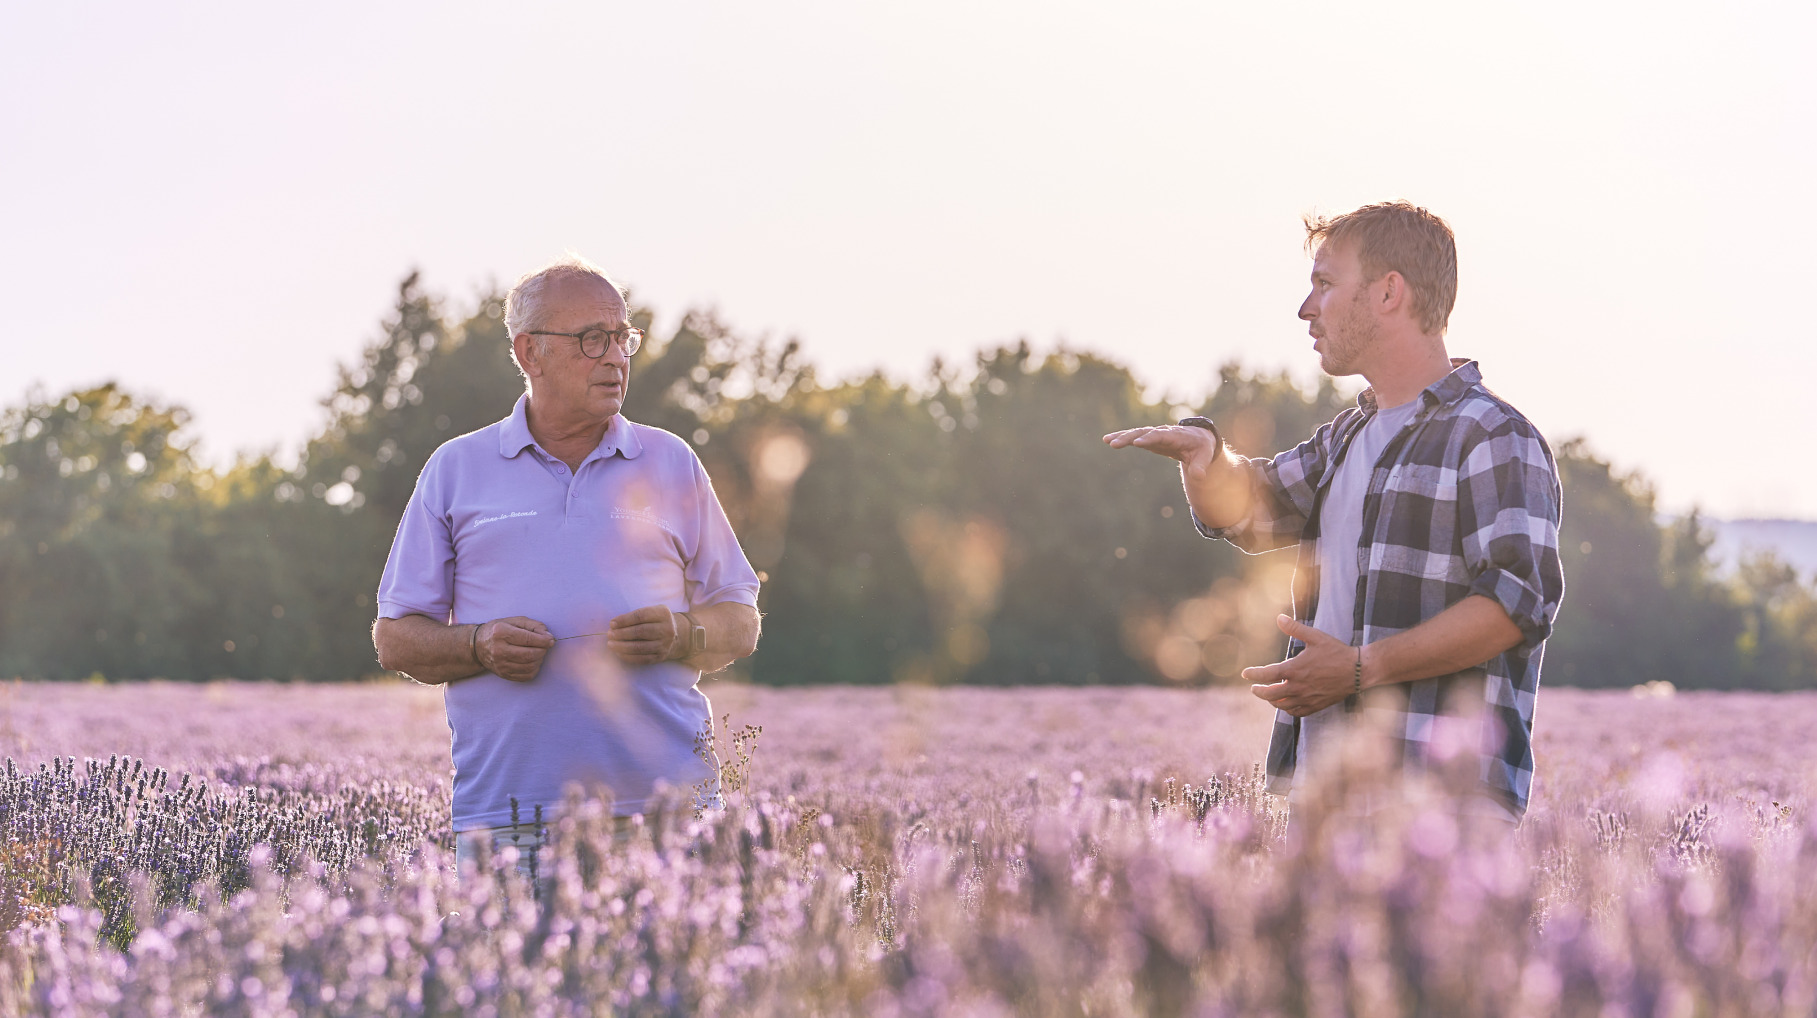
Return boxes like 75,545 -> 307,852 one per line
4,0 -> 1812,519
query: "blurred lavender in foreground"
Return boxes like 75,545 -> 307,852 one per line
0,684 -> 1812,1015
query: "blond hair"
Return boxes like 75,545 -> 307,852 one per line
1304,202 -> 1457,334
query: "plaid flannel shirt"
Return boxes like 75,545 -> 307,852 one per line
1196,360 -> 1564,816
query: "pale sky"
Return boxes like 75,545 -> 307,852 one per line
3,1 -> 1812,518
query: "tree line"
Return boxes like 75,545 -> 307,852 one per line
3,274 -> 1814,689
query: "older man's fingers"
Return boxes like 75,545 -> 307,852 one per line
488,619 -> 554,649
489,647 -> 539,680
610,621 -> 669,641
610,605 -> 672,630
605,640 -> 666,664
499,641 -> 548,661
605,605 -> 680,664
505,629 -> 555,649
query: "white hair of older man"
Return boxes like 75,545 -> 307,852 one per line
504,253 -> 628,376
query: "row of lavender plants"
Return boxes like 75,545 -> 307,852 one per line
1,736 -> 1811,1016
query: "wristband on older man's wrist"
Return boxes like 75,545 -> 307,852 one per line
674,612 -> 706,659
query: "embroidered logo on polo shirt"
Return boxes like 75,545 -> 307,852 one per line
472,511 -> 538,529
609,507 -> 680,537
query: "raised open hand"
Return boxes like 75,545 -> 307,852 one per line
1101,424 -> 1219,469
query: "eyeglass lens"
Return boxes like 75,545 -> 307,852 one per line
580,329 -> 642,358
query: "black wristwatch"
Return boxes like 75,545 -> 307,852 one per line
1177,416 -> 1223,448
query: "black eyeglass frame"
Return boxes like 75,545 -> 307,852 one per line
522,326 -> 644,358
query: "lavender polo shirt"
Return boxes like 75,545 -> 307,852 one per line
376,396 -> 760,830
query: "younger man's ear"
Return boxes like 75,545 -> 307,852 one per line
1378,271 -> 1406,311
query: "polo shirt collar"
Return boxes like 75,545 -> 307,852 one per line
496,395 -> 644,461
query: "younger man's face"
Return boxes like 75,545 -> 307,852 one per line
1299,241 -> 1381,378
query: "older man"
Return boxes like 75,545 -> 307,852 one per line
373,256 -> 761,863
1106,202 -> 1564,825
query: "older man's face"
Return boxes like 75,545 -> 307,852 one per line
532,275 -> 632,421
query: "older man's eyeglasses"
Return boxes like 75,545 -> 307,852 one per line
524,326 -> 644,358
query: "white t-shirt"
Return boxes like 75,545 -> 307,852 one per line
1292,398 -> 1519,824
1296,398 -> 1419,790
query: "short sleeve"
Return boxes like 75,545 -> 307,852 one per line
375,456 -> 456,621
682,455 -> 761,608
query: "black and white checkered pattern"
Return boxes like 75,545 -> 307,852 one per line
1195,360 -> 1565,817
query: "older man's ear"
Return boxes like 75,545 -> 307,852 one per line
512,333 -> 546,379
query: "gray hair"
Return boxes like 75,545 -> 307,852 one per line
504,253 -> 627,378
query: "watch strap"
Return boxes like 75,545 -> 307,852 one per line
675,611 -> 706,657
1177,416 -> 1222,447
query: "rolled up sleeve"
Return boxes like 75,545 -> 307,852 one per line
1457,423 -> 1565,649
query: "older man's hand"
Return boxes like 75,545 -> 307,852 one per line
607,605 -> 681,664
476,616 -> 555,682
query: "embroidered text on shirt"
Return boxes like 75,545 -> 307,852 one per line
472,511 -> 538,529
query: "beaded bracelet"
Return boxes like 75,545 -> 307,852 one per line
1353,645 -> 1363,696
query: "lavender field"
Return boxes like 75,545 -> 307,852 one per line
3,680 -> 1815,1016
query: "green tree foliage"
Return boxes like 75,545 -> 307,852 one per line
1546,440 -> 1817,689
2,274 -> 1814,688
0,386 -> 210,679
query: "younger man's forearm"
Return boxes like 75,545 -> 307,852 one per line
1182,447 -> 1252,530
1361,595 -> 1525,689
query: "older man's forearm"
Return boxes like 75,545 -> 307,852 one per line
682,601 -> 762,674
373,614 -> 482,685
